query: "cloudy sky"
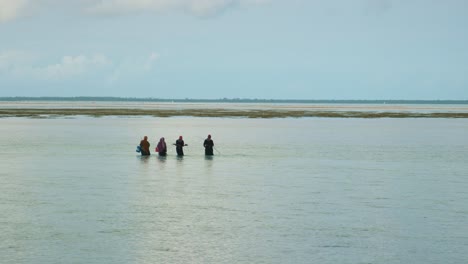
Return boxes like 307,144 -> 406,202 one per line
0,0 -> 467,99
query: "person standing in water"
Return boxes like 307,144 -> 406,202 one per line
203,134 -> 214,156
156,137 -> 167,156
175,136 -> 187,156
140,136 -> 151,156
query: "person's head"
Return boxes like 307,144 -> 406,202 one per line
208,134 -> 211,139
160,137 -> 165,142
179,136 -> 183,140
144,136 -> 148,140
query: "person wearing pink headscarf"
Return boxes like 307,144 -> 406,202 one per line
156,137 -> 167,156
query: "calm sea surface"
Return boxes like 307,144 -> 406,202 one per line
1,115 -> 468,263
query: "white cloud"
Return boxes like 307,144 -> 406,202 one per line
87,0 -> 270,16
364,0 -> 393,16
108,52 -> 160,84
0,50 -> 33,74
89,0 -> 177,15
1,51 -> 160,82
0,0 -> 28,22
35,54 -> 111,80
0,0 -> 270,22
0,51 -> 111,80
144,52 -> 160,71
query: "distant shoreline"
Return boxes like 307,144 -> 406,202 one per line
1,97 -> 468,105
1,108 -> 468,118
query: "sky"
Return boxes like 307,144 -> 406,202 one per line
0,0 -> 467,99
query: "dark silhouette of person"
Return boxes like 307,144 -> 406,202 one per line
175,136 -> 187,156
140,136 -> 151,156
156,137 -> 167,156
203,134 -> 214,156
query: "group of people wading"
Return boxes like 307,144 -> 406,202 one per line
138,135 -> 214,157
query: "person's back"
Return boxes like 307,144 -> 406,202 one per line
140,136 -> 151,156
203,134 -> 214,156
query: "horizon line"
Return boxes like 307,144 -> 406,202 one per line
2,96 -> 468,101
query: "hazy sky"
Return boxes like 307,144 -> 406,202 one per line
1,0 -> 467,99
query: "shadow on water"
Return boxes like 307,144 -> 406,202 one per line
157,155 -> 166,170
176,156 -> 184,163
174,155 -> 186,176
138,155 -> 151,173
204,155 -> 214,174
138,155 -> 151,163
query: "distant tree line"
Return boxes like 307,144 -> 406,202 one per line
0,96 -> 467,104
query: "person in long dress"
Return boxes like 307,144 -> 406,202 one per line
175,136 -> 187,156
203,134 -> 214,156
156,137 -> 167,156
139,136 -> 151,156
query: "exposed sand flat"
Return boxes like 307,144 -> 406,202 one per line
1,108 -> 468,118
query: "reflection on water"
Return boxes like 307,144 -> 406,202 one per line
156,155 -> 166,170
204,156 -> 214,173
139,155 -> 151,163
204,155 -> 214,161
1,117 -> 468,264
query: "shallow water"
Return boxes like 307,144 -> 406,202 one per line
1,117 -> 467,264
2,101 -> 468,113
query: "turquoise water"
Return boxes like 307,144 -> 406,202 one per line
1,117 -> 467,263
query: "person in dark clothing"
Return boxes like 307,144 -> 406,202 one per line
175,136 -> 187,156
140,136 -> 151,156
203,134 -> 214,156
156,137 -> 167,156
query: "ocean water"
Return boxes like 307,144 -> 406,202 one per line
1,116 -> 468,264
